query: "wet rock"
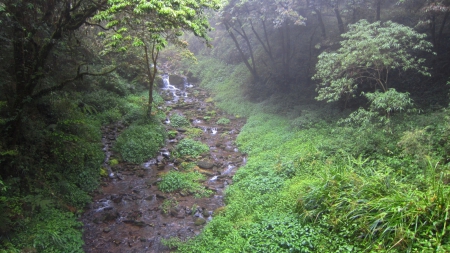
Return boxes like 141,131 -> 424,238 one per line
197,160 -> 214,170
123,220 -> 147,227
169,75 -> 184,87
203,209 -> 212,217
156,155 -> 165,163
111,195 -> 123,203
195,167 -> 216,177
174,158 -> 184,165
194,217 -> 206,226
157,164 -> 165,170
161,151 -> 170,159
156,194 -> 166,199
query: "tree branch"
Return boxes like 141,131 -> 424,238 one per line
31,65 -> 116,99
84,22 -> 110,30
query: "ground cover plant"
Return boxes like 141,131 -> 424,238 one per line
115,120 -> 166,163
158,171 -> 212,197
168,57 -> 450,252
174,138 -> 209,158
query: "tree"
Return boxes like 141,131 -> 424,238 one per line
221,0 -> 306,89
0,0 -> 113,144
94,0 -> 221,116
314,19 -> 434,104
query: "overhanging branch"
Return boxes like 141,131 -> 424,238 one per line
31,65 -> 116,99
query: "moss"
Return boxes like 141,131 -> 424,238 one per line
109,159 -> 119,166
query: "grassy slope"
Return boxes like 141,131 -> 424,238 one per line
169,57 -> 450,252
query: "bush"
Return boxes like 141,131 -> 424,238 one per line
158,171 -> 211,197
81,90 -> 125,113
115,122 -> 166,163
9,208 -> 84,253
175,138 -> 209,157
170,114 -> 190,128
96,108 -> 122,124
216,117 -> 230,125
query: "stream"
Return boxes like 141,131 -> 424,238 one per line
81,74 -> 246,253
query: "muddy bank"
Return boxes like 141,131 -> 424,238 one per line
81,80 -> 246,253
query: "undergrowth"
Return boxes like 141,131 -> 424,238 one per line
168,58 -> 450,252
115,120 -> 166,163
158,171 -> 212,197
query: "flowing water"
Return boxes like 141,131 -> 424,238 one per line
81,74 -> 246,253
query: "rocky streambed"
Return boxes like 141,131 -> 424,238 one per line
81,76 -> 246,253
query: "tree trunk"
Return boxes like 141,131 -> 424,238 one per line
334,7 -> 345,34
437,11 -> 449,51
376,0 -> 382,21
236,19 -> 258,80
144,44 -> 159,117
316,8 -> 327,38
224,22 -> 259,81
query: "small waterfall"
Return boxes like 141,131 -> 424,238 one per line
183,76 -> 193,89
162,74 -> 180,102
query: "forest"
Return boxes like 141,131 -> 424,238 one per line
1,0 -> 450,252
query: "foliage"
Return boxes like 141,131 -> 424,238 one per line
176,54 -> 450,251
93,0 -> 222,115
7,208 -> 84,253
314,19 -> 434,103
340,89 -> 416,129
170,114 -> 190,128
216,117 -> 231,125
115,122 -> 166,163
175,139 -> 209,157
160,198 -> 178,215
185,128 -> 203,138
158,171 -> 211,197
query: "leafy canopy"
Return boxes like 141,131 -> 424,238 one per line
94,0 -> 222,51
314,19 -> 434,103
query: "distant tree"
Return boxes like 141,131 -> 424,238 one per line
221,0 -> 306,89
314,19 -> 434,104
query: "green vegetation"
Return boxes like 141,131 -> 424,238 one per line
170,114 -> 191,128
170,46 -> 450,251
158,171 -> 212,197
175,139 -> 209,158
115,121 -> 166,163
185,128 -> 204,138
216,117 -> 231,125
1,0 -> 450,252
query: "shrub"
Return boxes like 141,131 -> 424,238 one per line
216,117 -> 230,125
115,122 -> 166,163
158,171 -> 211,197
10,208 -> 84,253
175,138 -> 209,157
81,90 -> 124,113
96,108 -> 122,124
170,114 -> 190,128
185,128 -> 203,138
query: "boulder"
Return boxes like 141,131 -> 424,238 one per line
197,160 -> 214,170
